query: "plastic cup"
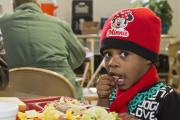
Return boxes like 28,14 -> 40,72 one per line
0,102 -> 18,120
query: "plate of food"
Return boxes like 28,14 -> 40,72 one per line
17,96 -> 123,120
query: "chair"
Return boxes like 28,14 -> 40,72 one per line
76,51 -> 93,87
0,67 -> 77,98
87,58 -> 105,88
80,59 -> 91,87
82,59 -> 105,104
167,41 -> 180,87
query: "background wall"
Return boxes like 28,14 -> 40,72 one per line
169,0 -> 180,40
0,0 -> 13,16
0,0 -> 179,40
56,0 -> 180,40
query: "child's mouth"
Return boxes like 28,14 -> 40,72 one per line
113,76 -> 125,87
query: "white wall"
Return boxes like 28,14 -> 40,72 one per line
93,0 -> 130,21
168,0 -> 180,40
56,0 -> 179,40
0,0 -> 179,40
57,0 -> 131,25
0,0 -> 13,16
56,0 -> 71,22
57,0 -> 180,40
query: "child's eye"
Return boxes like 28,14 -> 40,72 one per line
119,50 -> 129,59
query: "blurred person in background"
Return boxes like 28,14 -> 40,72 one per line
0,31 -> 8,90
0,0 -> 86,99
96,7 -> 180,120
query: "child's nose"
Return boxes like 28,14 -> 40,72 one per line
108,55 -> 120,67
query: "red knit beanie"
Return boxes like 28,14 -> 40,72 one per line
100,7 -> 161,63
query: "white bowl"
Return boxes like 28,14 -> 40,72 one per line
0,102 -> 18,120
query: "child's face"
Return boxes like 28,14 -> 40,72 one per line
102,48 -> 151,90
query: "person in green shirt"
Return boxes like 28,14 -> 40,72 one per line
0,32 -> 9,90
0,0 -> 86,99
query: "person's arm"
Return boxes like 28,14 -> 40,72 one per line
61,22 -> 86,70
0,33 -> 9,90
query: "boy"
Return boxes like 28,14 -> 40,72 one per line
96,7 -> 180,120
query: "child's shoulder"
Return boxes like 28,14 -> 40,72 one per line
151,82 -> 174,96
129,82 -> 175,111
141,82 -> 176,100
128,82 -> 179,114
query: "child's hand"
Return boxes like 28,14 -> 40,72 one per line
96,74 -> 115,99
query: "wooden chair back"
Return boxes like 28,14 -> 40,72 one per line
0,67 -> 77,98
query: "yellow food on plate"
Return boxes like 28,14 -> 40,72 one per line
66,109 -> 72,120
17,104 -> 64,120
38,104 -> 64,120
17,111 -> 40,120
17,97 -> 122,120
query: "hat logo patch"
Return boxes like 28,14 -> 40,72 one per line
106,10 -> 134,37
